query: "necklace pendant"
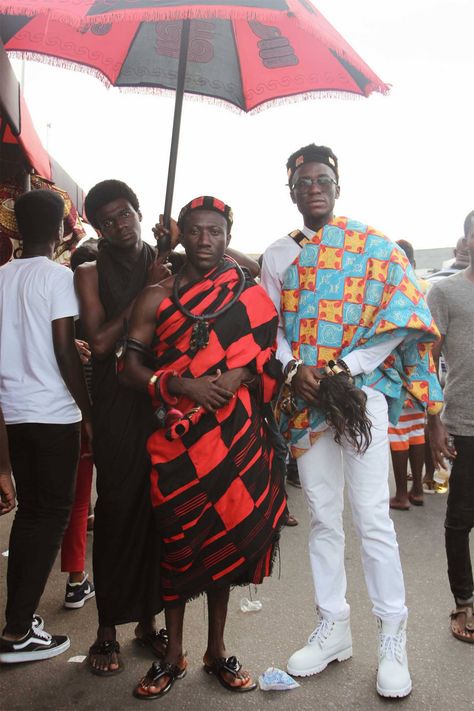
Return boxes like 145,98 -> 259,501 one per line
191,320 -> 209,350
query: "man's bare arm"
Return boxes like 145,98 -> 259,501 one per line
0,407 -> 15,515
52,317 -> 92,424
119,284 -> 170,392
226,248 -> 260,278
74,263 -> 134,361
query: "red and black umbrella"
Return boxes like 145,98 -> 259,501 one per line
0,1 -> 389,234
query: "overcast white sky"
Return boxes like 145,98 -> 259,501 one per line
11,0 -> 474,254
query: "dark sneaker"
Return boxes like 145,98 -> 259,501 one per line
0,626 -> 70,663
64,574 -> 95,609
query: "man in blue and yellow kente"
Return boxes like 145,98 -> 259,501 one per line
261,144 -> 443,700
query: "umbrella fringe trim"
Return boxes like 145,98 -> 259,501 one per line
6,51 -> 390,112
6,51 -> 114,88
0,5 -> 85,28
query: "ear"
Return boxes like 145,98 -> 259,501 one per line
335,184 -> 341,199
290,188 -> 297,204
138,210 -> 143,222
226,232 -> 232,247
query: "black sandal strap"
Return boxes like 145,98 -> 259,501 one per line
89,640 -> 120,656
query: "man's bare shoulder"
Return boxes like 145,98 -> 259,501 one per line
137,274 -> 176,312
74,261 -> 97,281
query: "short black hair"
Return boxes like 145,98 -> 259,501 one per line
85,179 -> 139,229
463,210 -> 474,238
14,189 -> 64,245
70,238 -> 99,272
396,239 -> 415,267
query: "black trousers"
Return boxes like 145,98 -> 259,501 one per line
445,434 -> 474,603
5,422 -> 81,635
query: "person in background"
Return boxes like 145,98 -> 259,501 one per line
427,209 -> 474,644
388,239 -> 427,510
0,189 -> 92,664
59,239 -> 99,609
75,180 -> 172,676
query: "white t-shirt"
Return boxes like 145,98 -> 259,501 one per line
0,257 -> 81,424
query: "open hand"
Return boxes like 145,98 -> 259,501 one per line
428,415 -> 456,471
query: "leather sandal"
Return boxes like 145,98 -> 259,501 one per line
134,628 -> 168,658
88,639 -> 123,676
133,659 -> 187,700
203,655 -> 257,692
450,605 -> 474,644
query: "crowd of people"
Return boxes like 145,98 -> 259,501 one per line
0,143 -> 472,701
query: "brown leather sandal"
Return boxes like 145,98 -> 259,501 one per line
450,605 -> 474,644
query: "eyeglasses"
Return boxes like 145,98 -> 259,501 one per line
290,176 -> 338,193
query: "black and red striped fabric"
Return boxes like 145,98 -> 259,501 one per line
148,259 -> 287,605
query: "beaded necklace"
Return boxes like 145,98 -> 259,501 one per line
172,261 -> 246,351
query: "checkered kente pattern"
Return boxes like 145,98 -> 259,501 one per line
148,259 -> 287,605
280,216 -> 443,458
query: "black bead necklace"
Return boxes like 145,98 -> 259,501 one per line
172,262 -> 246,351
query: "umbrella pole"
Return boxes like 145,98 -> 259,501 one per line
161,18 -> 191,249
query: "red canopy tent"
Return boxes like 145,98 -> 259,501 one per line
0,42 -> 86,264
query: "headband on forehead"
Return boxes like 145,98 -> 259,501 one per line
178,196 -> 233,232
286,144 -> 339,186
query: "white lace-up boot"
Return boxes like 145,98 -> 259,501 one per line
376,617 -> 412,698
287,615 -> 352,677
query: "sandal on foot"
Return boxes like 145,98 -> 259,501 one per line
408,493 -> 424,506
88,640 -> 123,676
203,656 -> 257,692
133,659 -> 187,700
135,628 -> 168,658
450,605 -> 474,644
389,498 -> 410,511
423,480 -> 436,495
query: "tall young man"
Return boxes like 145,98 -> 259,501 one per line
75,180 -> 171,675
121,196 -> 286,699
0,190 -> 92,663
427,209 -> 474,644
261,144 -> 443,698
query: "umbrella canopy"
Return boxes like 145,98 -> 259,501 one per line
0,10 -> 388,112
0,1 -> 389,229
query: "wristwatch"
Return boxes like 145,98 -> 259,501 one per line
284,359 -> 303,386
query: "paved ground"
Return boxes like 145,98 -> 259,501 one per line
1,479 -> 473,711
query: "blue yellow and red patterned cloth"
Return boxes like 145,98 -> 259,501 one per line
280,216 -> 443,457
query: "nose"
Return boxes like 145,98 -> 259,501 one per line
307,178 -> 322,195
197,229 -> 212,246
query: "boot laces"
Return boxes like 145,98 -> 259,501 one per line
379,628 -> 405,664
308,617 -> 333,645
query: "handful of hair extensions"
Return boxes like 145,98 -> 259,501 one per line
318,360 -> 372,454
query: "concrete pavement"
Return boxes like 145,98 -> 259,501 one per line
1,480 -> 473,711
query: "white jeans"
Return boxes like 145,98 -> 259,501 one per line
297,388 -> 407,623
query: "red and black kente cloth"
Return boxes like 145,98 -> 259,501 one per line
148,259 -> 287,606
